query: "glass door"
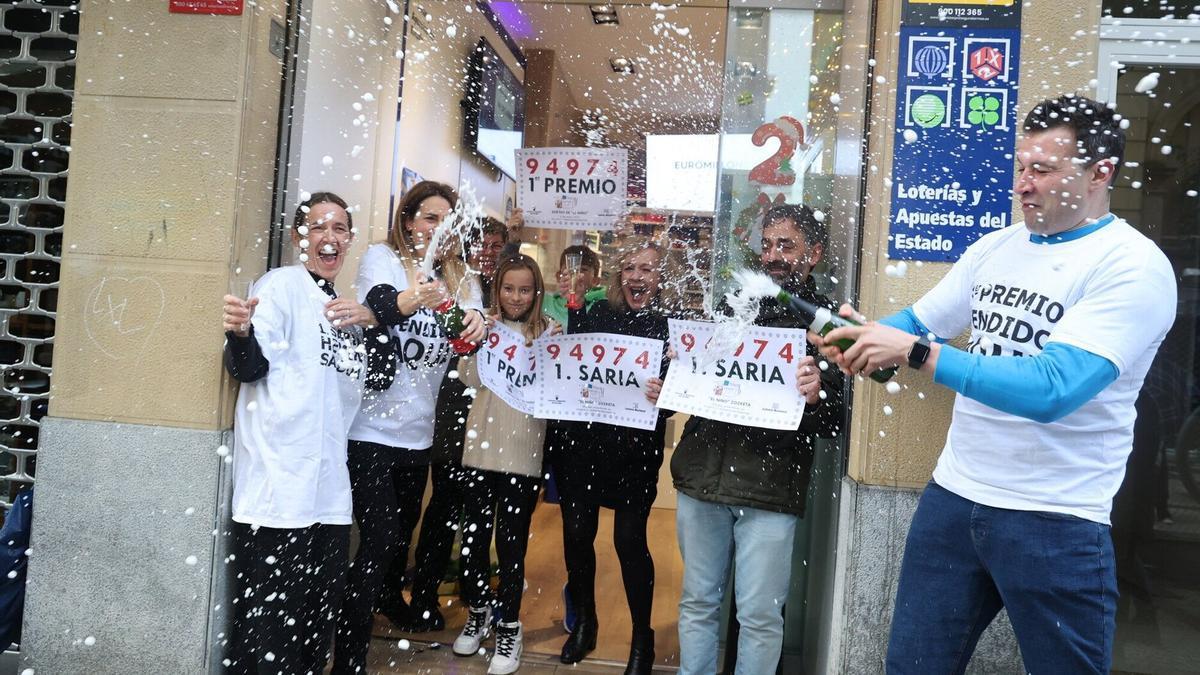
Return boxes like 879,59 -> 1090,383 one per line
712,2 -> 865,672
1098,24 -> 1200,673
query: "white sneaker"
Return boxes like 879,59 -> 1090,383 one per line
488,620 -> 523,675
453,605 -> 492,656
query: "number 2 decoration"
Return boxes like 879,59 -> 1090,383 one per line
748,115 -> 806,186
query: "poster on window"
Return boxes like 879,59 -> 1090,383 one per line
887,1 -> 1022,262
476,321 -> 537,415
516,147 -> 627,230
533,332 -> 663,430
658,319 -> 806,431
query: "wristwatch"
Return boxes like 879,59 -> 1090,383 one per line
907,336 -> 931,370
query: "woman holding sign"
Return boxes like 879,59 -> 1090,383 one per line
553,240 -> 671,675
331,181 -> 486,674
451,255 -> 554,674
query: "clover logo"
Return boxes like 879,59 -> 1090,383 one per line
967,94 -> 1001,129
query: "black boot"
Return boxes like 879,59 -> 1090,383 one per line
624,627 -> 655,675
406,595 -> 446,632
559,603 -> 598,664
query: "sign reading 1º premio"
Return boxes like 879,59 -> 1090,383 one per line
888,0 -> 1021,262
517,148 -> 627,230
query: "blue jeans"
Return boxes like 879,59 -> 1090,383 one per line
676,491 -> 797,675
887,481 -> 1117,674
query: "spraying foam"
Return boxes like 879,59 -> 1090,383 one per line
694,269 -> 783,370
419,182 -> 488,287
731,269 -> 782,299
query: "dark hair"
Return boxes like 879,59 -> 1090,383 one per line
559,244 -> 600,274
483,218 -> 509,242
762,203 -> 828,249
467,217 -> 509,251
389,180 -> 469,296
1022,95 -> 1125,184
294,191 -> 351,231
391,180 -> 458,256
492,254 -> 547,340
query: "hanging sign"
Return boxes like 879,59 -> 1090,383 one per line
658,319 -> 806,431
169,0 -> 244,14
516,148 -> 628,230
533,332 -> 663,430
887,0 -> 1022,262
476,321 -> 537,415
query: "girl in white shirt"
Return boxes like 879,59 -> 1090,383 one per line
331,181 -> 487,674
451,254 -> 553,674
221,192 -> 376,675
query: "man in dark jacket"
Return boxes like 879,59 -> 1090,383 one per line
671,204 -> 844,675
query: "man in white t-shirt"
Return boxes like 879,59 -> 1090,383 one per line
814,95 -> 1177,673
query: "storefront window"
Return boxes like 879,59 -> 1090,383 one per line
713,5 -> 861,670
1106,60 -> 1200,671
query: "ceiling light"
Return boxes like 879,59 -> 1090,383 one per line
591,4 -> 619,25
610,57 -> 635,74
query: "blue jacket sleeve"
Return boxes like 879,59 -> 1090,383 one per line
934,342 -> 1119,423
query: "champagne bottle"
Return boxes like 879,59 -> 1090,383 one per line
434,299 -> 479,355
774,290 -> 897,383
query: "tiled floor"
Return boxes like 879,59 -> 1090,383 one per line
367,503 -> 684,670
365,637 -> 678,674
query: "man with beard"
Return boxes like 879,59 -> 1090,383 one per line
670,204 -> 844,675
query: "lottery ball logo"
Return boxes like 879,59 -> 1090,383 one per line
913,45 -> 950,77
911,94 -> 946,128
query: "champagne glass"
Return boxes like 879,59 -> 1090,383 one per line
565,252 -> 583,310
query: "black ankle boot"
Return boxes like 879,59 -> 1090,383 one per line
624,627 -> 655,675
560,604 -> 598,664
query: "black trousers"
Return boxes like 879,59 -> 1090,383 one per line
405,460 -> 468,604
459,468 -> 542,622
332,442 -> 428,674
560,497 -> 655,632
226,521 -> 350,675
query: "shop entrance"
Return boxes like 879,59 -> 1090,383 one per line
1098,19 -> 1200,672
355,1 -> 865,672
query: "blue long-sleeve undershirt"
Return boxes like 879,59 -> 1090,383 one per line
878,308 -> 1119,424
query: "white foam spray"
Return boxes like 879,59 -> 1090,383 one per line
418,182 -> 488,286
694,269 -> 782,370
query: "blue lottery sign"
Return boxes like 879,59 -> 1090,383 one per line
888,23 -> 1022,262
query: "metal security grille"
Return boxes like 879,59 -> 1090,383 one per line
0,0 -> 76,508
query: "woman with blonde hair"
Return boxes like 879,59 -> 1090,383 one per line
332,180 -> 486,674
550,238 -> 672,675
